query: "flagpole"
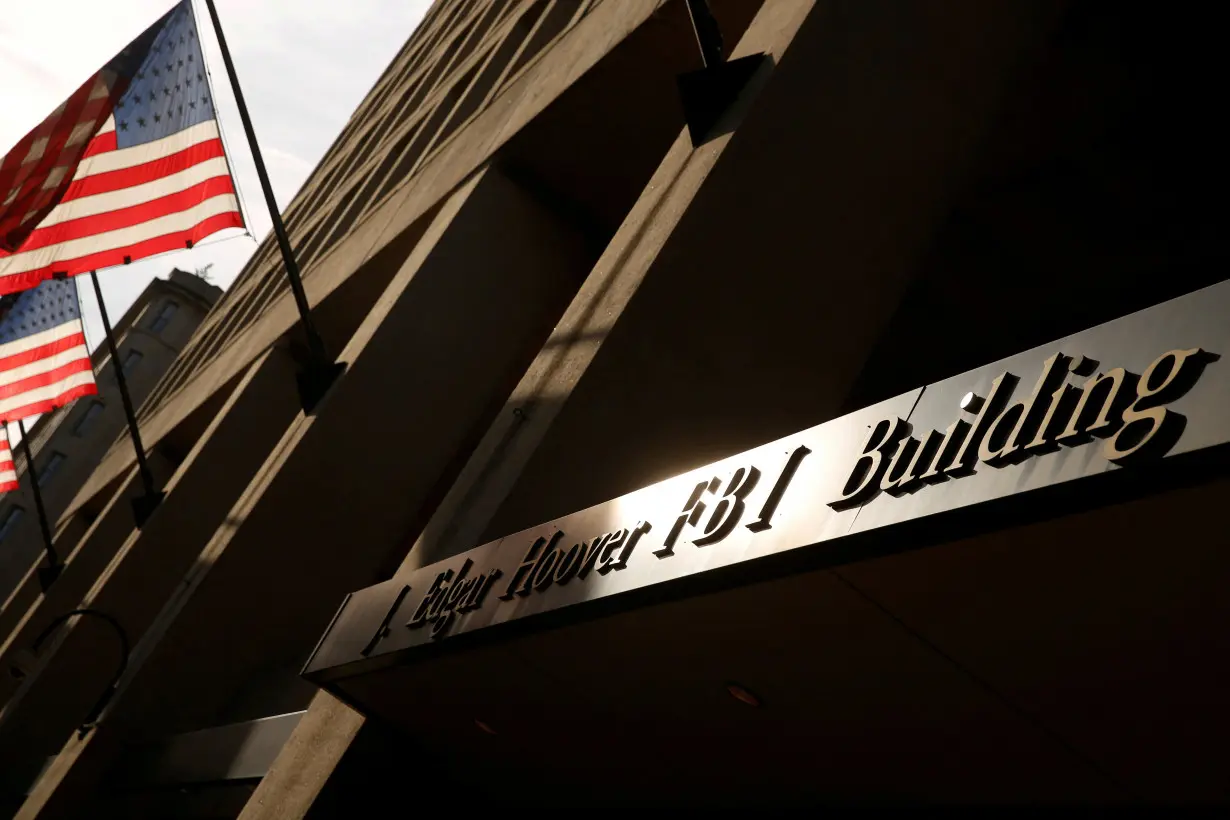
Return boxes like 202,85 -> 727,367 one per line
89,270 -> 164,526
198,0 -> 343,414
13,420 -> 63,591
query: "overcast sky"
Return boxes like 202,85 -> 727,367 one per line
0,0 -> 431,351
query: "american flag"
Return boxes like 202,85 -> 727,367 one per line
0,0 -> 243,296
0,427 -> 17,493
0,279 -> 97,423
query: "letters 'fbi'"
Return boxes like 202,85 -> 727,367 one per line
653,444 -> 812,557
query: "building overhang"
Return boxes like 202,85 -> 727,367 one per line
297,278 -> 1230,801
306,278 -> 1230,684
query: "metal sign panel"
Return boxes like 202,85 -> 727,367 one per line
304,280 -> 1230,682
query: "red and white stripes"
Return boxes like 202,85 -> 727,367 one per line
0,426 -> 18,493
0,320 -> 95,423
0,113 -> 242,296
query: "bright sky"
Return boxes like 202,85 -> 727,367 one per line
0,0 -> 432,351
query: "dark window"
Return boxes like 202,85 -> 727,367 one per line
72,401 -> 105,437
120,350 -> 143,377
0,507 -> 24,543
38,452 -> 66,487
149,301 -> 179,334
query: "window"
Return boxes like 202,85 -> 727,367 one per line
72,401 -> 105,437
120,350 -> 143,377
37,452 -> 66,487
149,300 -> 179,334
0,507 -> 24,543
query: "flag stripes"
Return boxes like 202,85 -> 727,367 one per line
0,427 -> 17,493
0,0 -> 243,296
0,279 -> 98,422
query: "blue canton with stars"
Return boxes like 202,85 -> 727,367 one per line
113,0 -> 213,150
0,280 -> 82,346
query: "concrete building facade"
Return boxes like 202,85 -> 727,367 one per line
0,269 -> 220,602
2,0 -> 1229,815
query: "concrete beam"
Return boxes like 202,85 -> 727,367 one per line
242,0 -> 1068,812
239,3 -> 820,816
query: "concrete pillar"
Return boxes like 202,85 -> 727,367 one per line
239,4 -> 821,817
237,691 -> 364,820
0,347 -> 302,778
16,163 -> 593,819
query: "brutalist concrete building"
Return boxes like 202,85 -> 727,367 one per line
3,0 -> 1230,816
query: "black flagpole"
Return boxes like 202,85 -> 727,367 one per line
89,270 -> 164,526
198,0 -> 343,413
13,419 -> 63,591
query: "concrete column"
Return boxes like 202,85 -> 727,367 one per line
241,0 -> 1068,813
238,691 -> 364,820
16,163 -> 593,819
0,347 -> 302,778
239,4 -> 822,817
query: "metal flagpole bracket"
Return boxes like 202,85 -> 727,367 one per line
131,491 -> 166,529
676,0 -> 767,146
36,564 -> 63,592
296,359 -> 347,415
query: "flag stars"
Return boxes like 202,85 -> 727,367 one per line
120,121 -> 129,131
153,113 -> 161,123
137,117 -> 146,127
152,67 -> 160,77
